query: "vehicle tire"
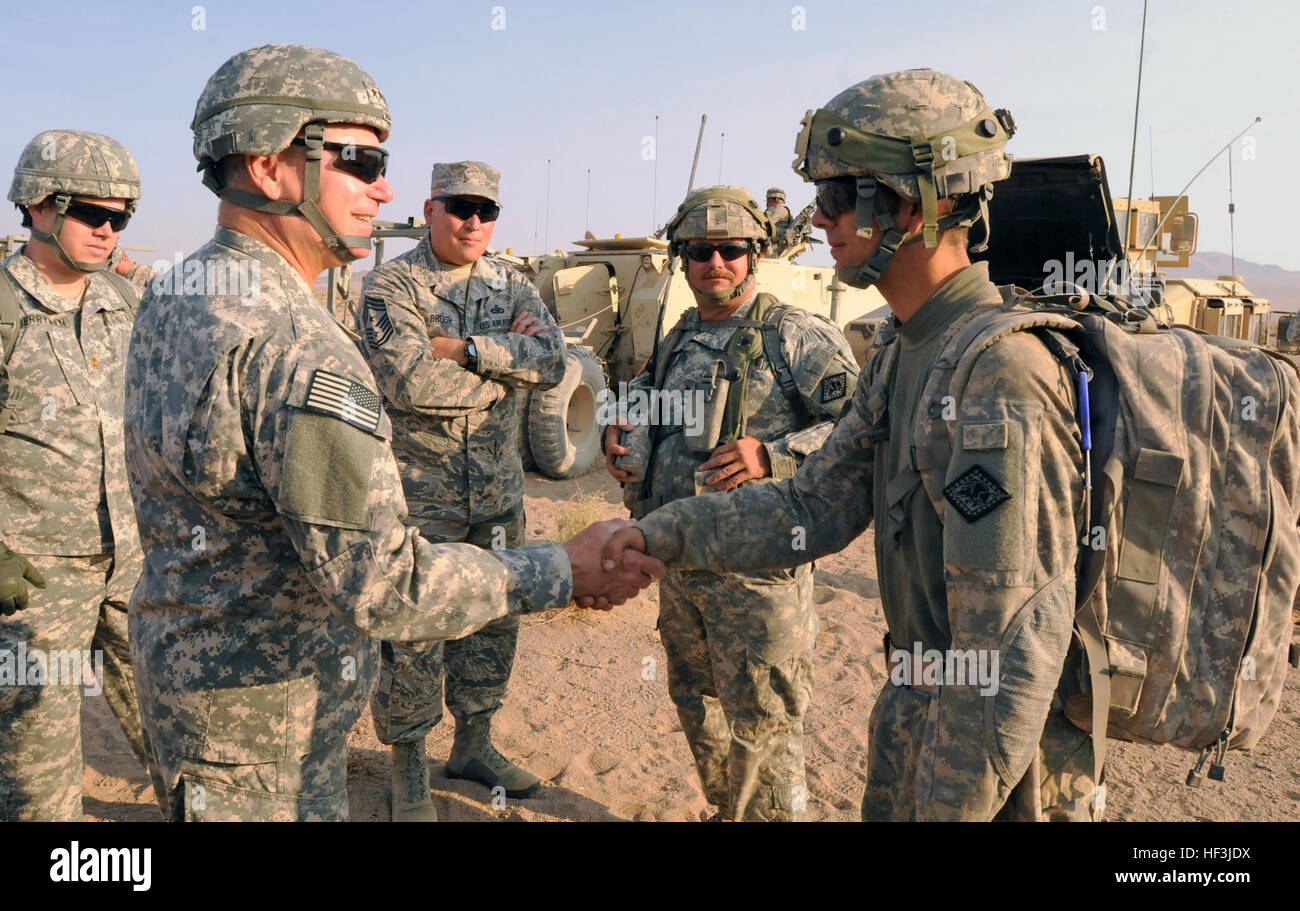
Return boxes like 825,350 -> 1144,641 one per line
529,346 -> 605,479
515,390 -> 535,471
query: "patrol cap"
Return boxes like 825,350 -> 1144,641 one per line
431,161 -> 500,204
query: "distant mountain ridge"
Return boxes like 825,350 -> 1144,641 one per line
1181,251 -> 1300,312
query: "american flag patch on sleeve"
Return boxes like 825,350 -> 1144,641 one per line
364,296 -> 394,348
303,369 -> 383,434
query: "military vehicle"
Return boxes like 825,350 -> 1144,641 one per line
970,154 -> 1271,344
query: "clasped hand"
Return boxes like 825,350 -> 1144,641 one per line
563,519 -> 660,610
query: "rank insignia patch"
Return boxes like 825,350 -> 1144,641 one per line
943,465 -> 1011,522
363,296 -> 393,348
820,371 -> 848,403
303,370 -> 382,434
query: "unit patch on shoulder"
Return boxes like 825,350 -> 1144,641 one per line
820,371 -> 848,404
943,465 -> 1011,522
303,370 -> 382,434
363,296 -> 393,348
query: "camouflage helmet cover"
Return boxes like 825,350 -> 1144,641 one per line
191,43 -> 390,167
792,67 -> 1013,204
665,185 -> 773,249
8,130 -> 141,206
190,44 -> 391,259
766,187 -> 785,201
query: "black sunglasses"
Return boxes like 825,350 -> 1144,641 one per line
292,139 -> 389,183
434,196 -> 501,223
683,241 -> 751,263
815,178 -> 857,219
63,200 -> 132,232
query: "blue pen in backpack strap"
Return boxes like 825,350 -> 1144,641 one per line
1077,367 -> 1093,545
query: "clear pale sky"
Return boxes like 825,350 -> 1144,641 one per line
3,0 -> 1295,269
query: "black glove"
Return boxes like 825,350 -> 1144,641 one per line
0,543 -> 46,616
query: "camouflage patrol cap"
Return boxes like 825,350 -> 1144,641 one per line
8,130 -> 141,206
766,187 -> 785,202
431,161 -> 500,204
792,68 -> 1013,203
191,44 -> 390,167
665,185 -> 772,248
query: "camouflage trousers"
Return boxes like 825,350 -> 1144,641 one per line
155,736 -> 349,822
372,504 -> 525,745
0,552 -> 149,821
861,682 -> 1097,821
658,565 -> 817,822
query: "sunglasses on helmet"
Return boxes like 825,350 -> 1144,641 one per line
434,196 -> 501,223
63,200 -> 132,232
683,241 -> 751,263
814,178 -> 858,219
292,139 -> 390,184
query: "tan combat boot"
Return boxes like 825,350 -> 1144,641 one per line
445,719 -> 541,798
390,738 -> 438,822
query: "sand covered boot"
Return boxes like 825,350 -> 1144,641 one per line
391,738 -> 438,822
445,719 -> 541,798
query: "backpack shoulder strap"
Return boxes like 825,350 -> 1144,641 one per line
653,311 -> 696,390
100,269 -> 140,317
0,268 -> 20,366
0,269 -> 23,436
754,293 -> 803,410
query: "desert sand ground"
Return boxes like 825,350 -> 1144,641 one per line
80,464 -> 1300,822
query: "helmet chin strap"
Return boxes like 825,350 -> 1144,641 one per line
840,177 -> 989,289
29,194 -> 111,273
203,122 -> 372,260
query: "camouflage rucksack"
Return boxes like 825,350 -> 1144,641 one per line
880,289 -> 1300,797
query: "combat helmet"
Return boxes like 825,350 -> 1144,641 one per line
663,185 -> 773,302
792,68 -> 1016,287
191,44 -> 391,258
766,187 -> 786,203
8,130 -> 141,272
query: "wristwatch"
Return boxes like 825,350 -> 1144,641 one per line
463,338 -> 479,372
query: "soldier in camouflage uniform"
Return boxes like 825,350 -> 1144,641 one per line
0,130 -> 153,820
357,160 -> 566,820
764,188 -> 793,239
123,44 -> 660,822
604,186 -> 858,821
107,247 -> 156,290
601,69 -> 1098,821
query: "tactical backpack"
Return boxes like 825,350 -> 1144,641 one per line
876,288 -> 1300,796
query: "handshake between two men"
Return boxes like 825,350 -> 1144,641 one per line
562,519 -> 657,609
